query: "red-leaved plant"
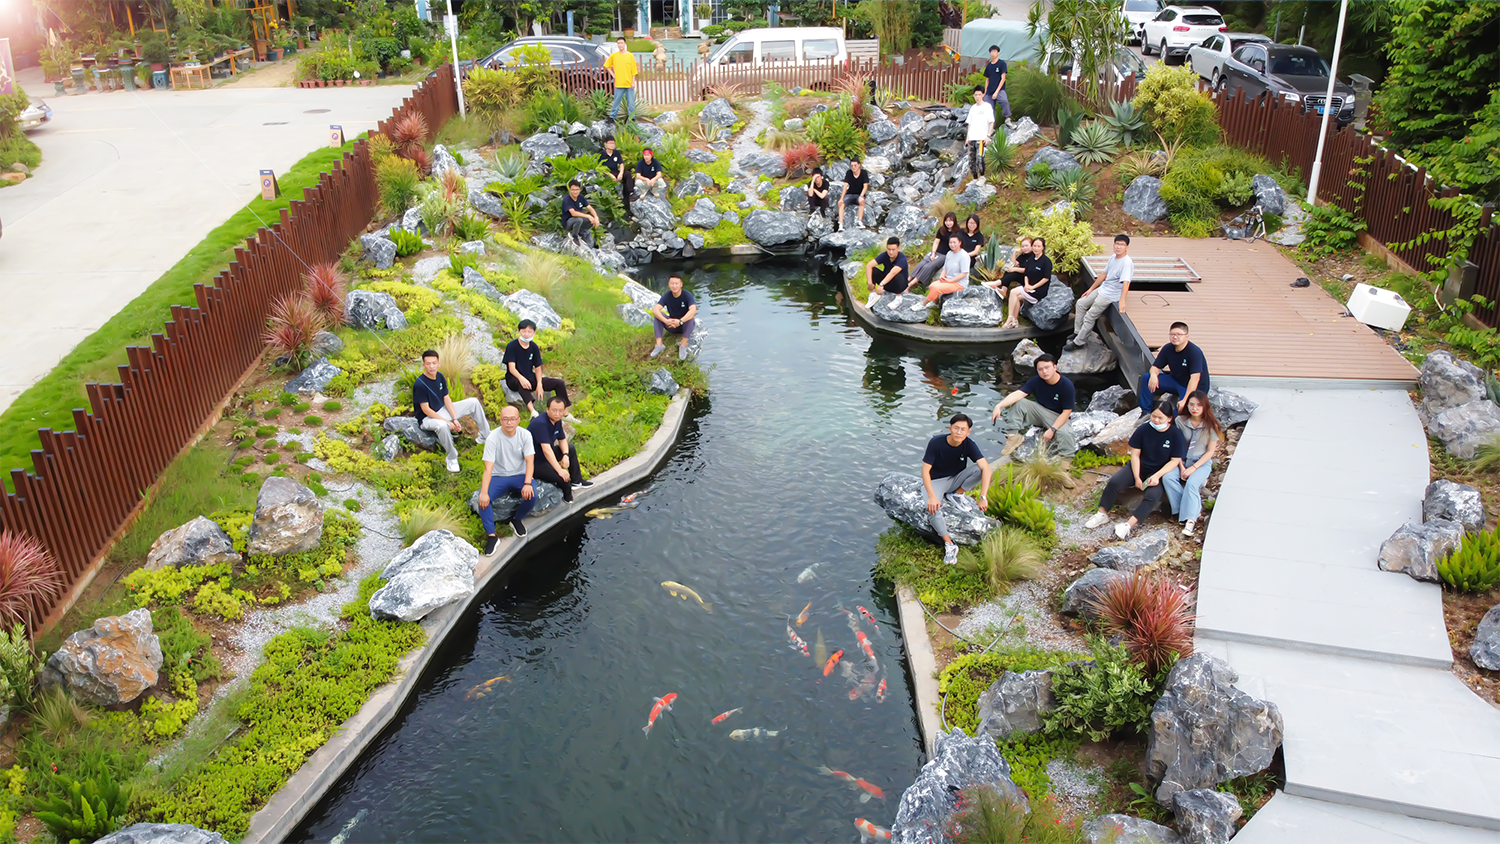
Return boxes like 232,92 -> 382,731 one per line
783,143 -> 822,179
0,530 -> 65,632
303,262 -> 347,327
264,294 -> 327,371
1088,570 -> 1195,675
390,111 -> 429,160
406,145 -> 432,175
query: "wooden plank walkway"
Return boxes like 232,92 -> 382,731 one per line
1096,236 -> 1419,383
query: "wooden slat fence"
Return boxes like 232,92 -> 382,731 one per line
3,66 -> 460,634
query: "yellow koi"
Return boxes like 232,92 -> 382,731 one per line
661,580 -> 713,612
464,675 -> 509,700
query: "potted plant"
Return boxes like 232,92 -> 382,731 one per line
142,34 -> 170,71
624,27 -> 635,38
695,2 -> 712,34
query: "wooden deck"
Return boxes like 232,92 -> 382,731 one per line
1099,236 -> 1419,384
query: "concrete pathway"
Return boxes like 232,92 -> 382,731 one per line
0,65 -> 411,415
1195,385 -> 1500,838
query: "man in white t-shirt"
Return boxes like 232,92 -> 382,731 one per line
476,405 -> 540,552
965,86 -> 996,180
1068,234 -> 1135,348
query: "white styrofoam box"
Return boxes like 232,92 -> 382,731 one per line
1347,282 -> 1411,331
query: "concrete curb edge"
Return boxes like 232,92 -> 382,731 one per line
895,584 -> 942,757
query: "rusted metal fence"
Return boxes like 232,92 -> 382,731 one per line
4,66 -> 460,633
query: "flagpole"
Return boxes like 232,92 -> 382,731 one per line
1306,0 -> 1349,203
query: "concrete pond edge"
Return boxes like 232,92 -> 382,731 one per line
243,389 -> 692,843
896,584 -> 943,757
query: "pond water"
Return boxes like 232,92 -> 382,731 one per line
291,261 -> 1081,844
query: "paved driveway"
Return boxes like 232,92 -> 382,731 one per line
0,68 -> 412,414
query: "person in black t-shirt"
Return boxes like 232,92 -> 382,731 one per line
634,148 -> 667,200
1002,237 -> 1054,329
989,353 -> 1078,458
528,396 -> 594,502
866,237 -> 911,302
650,274 -> 698,361
960,215 -> 986,261
503,319 -> 571,417
806,168 -> 831,221
561,180 -> 600,246
1140,321 -> 1210,413
599,136 -> 630,214
414,348 -> 492,473
838,159 -> 870,231
922,413 -> 994,565
1084,399 -> 1187,540
982,45 -> 1011,122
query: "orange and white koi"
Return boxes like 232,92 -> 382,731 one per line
642,692 -> 677,736
876,677 -> 888,703
842,606 -> 863,638
795,601 -> 812,626
729,726 -> 782,741
464,675 -> 509,700
855,818 -> 892,842
854,779 -> 886,802
856,630 -> 877,663
858,605 -> 881,633
711,707 -> 743,725
786,618 -> 810,657
823,649 -> 844,676
817,765 -> 858,785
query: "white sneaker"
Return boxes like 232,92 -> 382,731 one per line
1182,519 -> 1197,537
943,542 -> 959,565
856,219 -> 866,229
1084,512 -> 1110,530
475,435 -> 488,447
1114,522 -> 1131,540
445,455 -> 460,473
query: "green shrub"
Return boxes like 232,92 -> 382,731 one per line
1048,167 -> 1097,218
1159,145 -> 1273,234
322,400 -> 342,412
399,503 -> 465,547
522,89 -> 584,134
513,42 -> 558,97
1132,64 -> 1219,145
806,97 -> 868,161
34,768 -> 129,843
701,23 -> 725,37
254,425 -> 277,437
375,155 -> 422,217
1007,63 -> 1071,125
1298,200 -> 1366,258
874,524 -> 992,610
304,415 -> 323,426
279,392 -> 297,407
263,452 -> 280,465
1438,527 -> 1500,592
1102,100 -> 1149,146
948,781 -> 1086,844
0,624 -> 38,710
462,66 -> 523,117
986,468 -> 1058,541
1024,163 -> 1052,191
344,498 -> 362,512
1019,204 -> 1097,276
984,136 -> 1018,177
1044,637 -> 1162,742
389,228 -> 424,257
938,646 -> 1084,734
452,213 -> 491,243
1056,102 -> 1087,147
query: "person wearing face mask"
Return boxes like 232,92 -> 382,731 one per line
1000,237 -> 1053,329
1084,399 -> 1186,539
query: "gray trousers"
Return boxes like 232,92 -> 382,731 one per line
997,399 -> 1079,457
929,463 -> 983,538
419,397 -> 491,460
1074,288 -> 1116,339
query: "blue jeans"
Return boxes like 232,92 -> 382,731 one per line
1164,461 -> 1213,522
610,87 -> 636,118
1138,371 -> 1190,412
478,473 -> 540,533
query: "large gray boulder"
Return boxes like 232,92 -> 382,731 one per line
519,132 -> 568,173
1091,528 -> 1170,572
892,730 -> 1028,844
501,289 -> 563,331
647,368 -> 679,396
976,669 -> 1056,741
1084,815 -> 1181,844
955,179 -> 997,207
285,357 -> 342,395
310,330 -> 344,358
1472,604 -> 1500,671
145,516 -> 239,570
1060,568 -> 1129,619
874,472 -> 997,546
779,187 -> 810,212
1068,410 -> 1121,443
919,118 -> 955,140
462,265 -> 503,301
699,97 -> 738,127
682,198 -> 723,229
872,293 -> 933,324
1089,385 -> 1134,414
884,204 -> 937,242
467,480 -> 565,522
730,149 -> 786,178
1059,331 -> 1118,374
868,119 -> 899,144
248,477 -> 324,555
1147,653 -> 1284,802
369,530 -> 478,622
377,434 -> 402,461
1377,519 -> 1463,582
468,187 -> 505,219
633,194 -> 677,231
95,823 -> 229,844
1013,339 -> 1043,368
1123,175 -> 1168,223
1419,350 -> 1489,418
1424,479 -> 1485,533
1024,277 -> 1074,332
819,227 -> 885,253
1251,174 -> 1286,216
383,415 -> 438,451
1207,388 -> 1257,427
743,210 -> 807,247
940,285 -> 1005,327
345,290 -> 406,330
622,279 -> 659,309
617,303 -> 653,327
672,175 -> 705,199
1083,408 -> 1143,450
430,143 -> 460,179
359,233 -> 397,269
928,137 -> 964,160
1172,789 -> 1242,844
40,609 -> 162,706
1429,399 -> 1500,460
1005,116 -> 1040,146
1026,146 -> 1082,176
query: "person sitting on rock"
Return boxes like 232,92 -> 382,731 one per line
837,158 -> 870,231
912,233 -> 970,309
1068,233 -> 1132,349
415,348 -> 491,474
599,135 -> 630,215
1163,390 -> 1221,538
1085,398 -> 1186,540
989,353 -> 1078,458
528,396 -> 594,503
865,237 -> 910,305
983,235 -> 1031,294
1000,237 -> 1052,330
965,86 -> 994,180
806,168 -> 831,222
503,319 -> 571,418
561,180 -> 601,247
922,413 -> 994,566
911,214 -> 962,286
634,148 -> 668,200
650,274 -> 698,361
960,214 -> 987,263
1140,321 -> 1210,413
477,405 -> 539,549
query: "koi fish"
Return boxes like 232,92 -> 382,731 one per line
856,630 -> 876,664
621,488 -> 650,503
642,692 -> 677,736
813,628 -> 828,665
661,581 -> 713,612
855,818 -> 892,843
854,779 -> 886,802
848,671 -> 878,701
818,765 -> 858,784
823,649 -> 844,677
328,808 -> 367,844
858,606 -> 881,633
464,675 -> 510,700
585,503 -> 637,518
712,707 -> 743,725
786,618 -> 810,657
842,606 -> 863,638
876,677 -> 887,703
795,601 -> 812,626
797,564 -> 819,583
729,727 -> 783,741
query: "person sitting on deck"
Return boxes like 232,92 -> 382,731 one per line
503,319 -> 571,418
983,236 -> 1031,293
989,353 -> 1078,458
561,180 -> 601,247
1140,321 -> 1210,413
1067,233 -> 1133,349
923,413 -> 994,566
477,405 -> 539,550
650,274 -> 698,361
806,168 -> 831,222
865,237 -> 910,305
528,396 -> 594,503
1163,389 -> 1222,538
1000,237 -> 1053,330
634,148 -> 668,200
960,214 -> 986,263
910,213 -> 962,286
911,233 -> 970,310
415,349 -> 491,475
837,158 -> 870,231
1084,398 -> 1186,540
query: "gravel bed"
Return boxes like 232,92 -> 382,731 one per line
1046,756 -> 1103,816
730,100 -> 772,208
955,579 -> 1090,655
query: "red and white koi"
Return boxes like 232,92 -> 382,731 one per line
823,649 -> 844,677
876,677 -> 888,703
795,601 -> 812,626
786,618 -> 810,657
642,692 -> 677,736
711,707 -> 743,725
854,779 -> 886,802
858,605 -> 881,634
817,765 -> 858,785
855,818 -> 892,842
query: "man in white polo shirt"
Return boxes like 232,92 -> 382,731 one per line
965,86 -> 995,180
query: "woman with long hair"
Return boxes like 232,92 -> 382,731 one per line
1000,237 -> 1053,329
1163,390 -> 1222,537
909,212 -> 961,285
1084,398 -> 1186,539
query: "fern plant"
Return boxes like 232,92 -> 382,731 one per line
1066,121 -> 1119,166
389,228 -> 424,257
1437,527 -> 1500,592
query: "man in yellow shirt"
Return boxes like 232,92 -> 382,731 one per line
603,37 -> 638,123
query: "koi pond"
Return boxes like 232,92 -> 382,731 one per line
292,260 -> 1063,843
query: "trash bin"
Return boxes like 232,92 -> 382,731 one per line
1349,74 -> 1374,131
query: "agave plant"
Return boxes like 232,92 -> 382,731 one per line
1102,100 -> 1149,147
302,262 -> 347,326
1024,162 -> 1053,191
762,127 -> 809,152
708,81 -> 748,106
983,135 -> 1018,177
1056,101 -> 1087,147
1114,151 -> 1166,185
1066,120 -> 1120,166
494,148 -> 528,180
0,530 -> 64,632
971,236 -> 1009,283
1047,167 -> 1097,218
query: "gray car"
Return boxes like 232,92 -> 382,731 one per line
1219,43 -> 1356,126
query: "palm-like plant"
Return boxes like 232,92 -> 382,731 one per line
302,263 -> 347,327
264,294 -> 327,370
499,193 -> 535,238
1066,120 -> 1120,166
983,135 -> 1018,178
1102,100 -> 1149,147
1048,167 -> 1097,217
0,531 -> 64,633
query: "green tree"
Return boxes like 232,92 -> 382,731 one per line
1371,1 -> 1500,147
1261,0 -> 1395,82
1026,0 -> 1129,109
854,1 -> 917,54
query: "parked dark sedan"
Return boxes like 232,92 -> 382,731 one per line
1219,43 -> 1356,126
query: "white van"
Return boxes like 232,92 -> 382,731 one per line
689,27 -> 847,95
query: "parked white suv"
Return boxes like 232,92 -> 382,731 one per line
1140,6 -> 1226,65
1121,0 -> 1163,44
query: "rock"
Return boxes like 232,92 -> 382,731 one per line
819,227 -> 884,253
687,232 -> 705,250
633,194 -> 677,231
899,110 -> 924,131
1013,339 -> 1043,367
1471,604 -> 1500,670
940,285 -> 1005,327
0,172 -> 24,185
885,204 -> 937,242
359,233 -> 397,269
868,119 -> 899,144
1251,174 -> 1285,216
466,480 -> 565,522
782,117 -> 805,132
874,472 -> 997,546
382,415 -> 439,451
1059,331 -> 1117,374
622,279 -> 659,309
400,207 -> 426,235
1083,407 -> 1143,450
661,232 -> 686,251
1084,815 -> 1181,844
863,155 -> 893,175
461,265 -> 503,301
955,178 -> 997,206
501,289 -> 563,331
672,177 -> 704,199
1377,519 -> 1462,582
976,669 -> 1056,741
1091,528 -> 1170,572
95,823 -> 229,844
683,198 -> 723,229
699,97 -> 738,127
1424,479 -> 1485,533
1068,410 -> 1120,442
469,187 -> 505,219
40,609 -> 162,706
1206,388 -> 1257,427
910,155 -> 940,172
309,330 -> 344,358
779,187 -> 810,212
731,149 -> 786,178
928,137 -> 964,160
1171,789 -> 1242,844
1026,146 -> 1082,176
892,730 -> 1028,844
872,293 -> 933,323
377,434 -> 402,461
345,290 -> 406,330
248,477 -> 324,555
1123,175 -> 1168,223
1089,385 -> 1133,414
1420,350 -> 1489,418
919,118 -> 955,140
7,162 -> 29,175
430,143 -> 460,178
458,239 -> 486,255
686,148 -> 718,165
284,357 -> 341,395
519,133 -> 568,173
1024,277 -> 1075,332
1060,568 -> 1129,618
1429,399 -> 1500,459
145,517 -> 239,571
647,368 -> 679,395
617,303 -> 653,327
742,210 -> 807,247
369,530 -> 478,622
1004,116 -> 1040,146
1147,653 -> 1284,802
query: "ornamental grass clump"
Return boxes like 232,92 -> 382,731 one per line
1011,451 -> 1072,494
435,333 -> 476,386
264,294 -> 326,371
1437,527 -> 1500,592
958,527 -> 1045,592
519,251 -> 566,300
389,111 -> 429,160
0,530 -> 64,632
1088,570 -> 1195,674
947,786 -> 1084,844
375,155 -> 421,216
302,262 -> 347,326
400,504 -> 465,547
